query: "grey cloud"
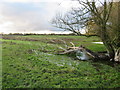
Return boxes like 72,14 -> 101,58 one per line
0,1 -> 77,34
0,2 -> 64,33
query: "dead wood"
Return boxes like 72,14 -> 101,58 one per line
56,41 -> 110,60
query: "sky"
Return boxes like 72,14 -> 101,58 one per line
1,0 -> 118,34
0,0 -> 80,34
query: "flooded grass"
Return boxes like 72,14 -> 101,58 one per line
2,35 -> 120,88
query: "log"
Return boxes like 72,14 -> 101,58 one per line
57,45 -> 110,60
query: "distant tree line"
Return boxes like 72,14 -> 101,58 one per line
1,33 -> 91,36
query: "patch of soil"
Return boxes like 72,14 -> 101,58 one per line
3,36 -> 45,42
61,38 -> 76,41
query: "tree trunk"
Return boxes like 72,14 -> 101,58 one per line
57,45 -> 110,61
115,2 -> 120,62
102,39 -> 120,62
100,24 -> 120,62
102,40 -> 115,60
114,48 -> 120,62
100,24 -> 115,60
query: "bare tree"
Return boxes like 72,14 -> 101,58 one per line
77,0 -> 120,62
51,8 -> 91,35
52,0 -> 120,62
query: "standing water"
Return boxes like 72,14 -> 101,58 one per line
76,50 -> 89,60
92,42 -> 103,44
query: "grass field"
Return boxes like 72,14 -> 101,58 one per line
1,35 -> 120,88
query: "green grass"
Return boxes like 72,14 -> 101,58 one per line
0,41 -> 2,89
2,35 -> 120,88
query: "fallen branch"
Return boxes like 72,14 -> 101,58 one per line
56,41 -> 110,60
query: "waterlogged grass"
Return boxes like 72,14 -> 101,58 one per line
2,35 -> 120,88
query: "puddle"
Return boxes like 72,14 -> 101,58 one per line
56,64 -> 64,66
35,50 -> 81,68
92,42 -> 103,44
44,53 -> 55,56
76,50 -> 89,60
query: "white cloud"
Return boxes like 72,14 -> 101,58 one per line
2,0 -> 119,3
0,2 -> 61,33
1,0 -> 42,3
1,0 -> 71,3
0,0 -> 81,34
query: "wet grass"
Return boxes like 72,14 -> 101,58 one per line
2,35 -> 120,88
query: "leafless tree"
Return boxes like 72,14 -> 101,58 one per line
52,0 -> 120,62
51,8 -> 91,35
77,0 -> 120,62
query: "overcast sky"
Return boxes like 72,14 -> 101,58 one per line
0,0 -> 80,34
